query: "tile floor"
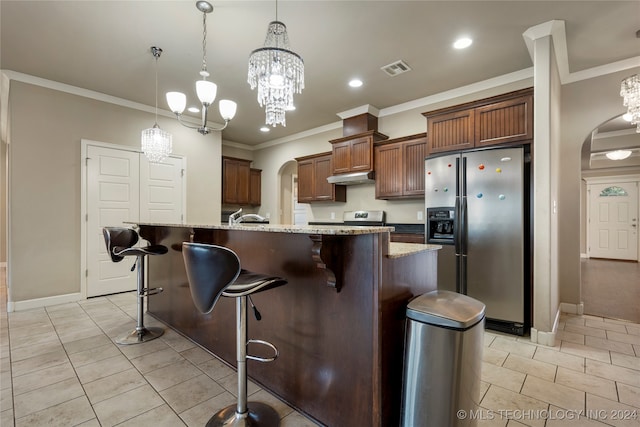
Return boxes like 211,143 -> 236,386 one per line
1,266 -> 639,426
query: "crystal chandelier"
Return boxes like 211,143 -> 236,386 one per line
248,0 -> 304,127
166,1 -> 237,135
620,74 -> 640,133
141,46 -> 172,163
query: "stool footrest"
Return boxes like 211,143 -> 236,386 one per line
246,339 -> 278,363
140,287 -> 163,297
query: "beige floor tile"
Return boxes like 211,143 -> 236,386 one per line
634,344 -> 640,357
118,338 -> 171,360
585,359 -> 640,388
617,383 -> 640,408
14,395 -> 94,427
92,384 -> 164,427
115,403 -> 187,427
521,375 -> 585,411
180,346 -> 215,365
477,412 -> 508,427
74,354 -> 134,384
610,351 -> 640,372
503,354 -> 557,382
75,418 -> 101,426
585,336 -> 635,356
560,341 -> 611,363
1,408 -> 14,427
177,391 -> 237,427
198,357 -> 235,381
563,323 -> 608,339
533,346 -> 585,372
145,359 -> 203,392
555,367 -> 617,401
9,330 -> 59,351
1,386 -> 12,412
481,362 -> 526,392
586,394 -> 640,427
562,315 -> 586,326
249,389 -> 295,419
480,381 -> 491,401
217,371 -> 262,398
161,329 -> 196,353
62,333 -> 112,355
10,339 -> 64,363
483,347 -> 510,366
490,337 -> 537,359
606,330 -> 640,346
557,330 -> 585,345
625,324 -> 640,336
10,348 -> 69,378
484,333 -> 498,347
8,322 -> 55,339
12,361 -> 76,396
13,377 -> 85,419
83,368 -> 148,404
584,319 -> 628,334
69,342 -> 121,368
480,386 -> 548,427
130,347 -> 185,374
160,374 -> 226,414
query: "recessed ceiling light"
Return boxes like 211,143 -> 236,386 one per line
260,126 -> 270,132
622,113 -> 633,122
453,37 -> 473,49
187,106 -> 200,113
606,149 -> 632,160
349,79 -> 363,88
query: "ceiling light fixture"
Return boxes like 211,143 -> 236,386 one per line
605,149 -> 632,160
141,47 -> 172,163
620,74 -> 639,133
248,0 -> 304,127
166,1 -> 237,135
349,79 -> 363,88
453,37 -> 473,49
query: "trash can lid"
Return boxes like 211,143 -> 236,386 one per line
406,290 -> 486,330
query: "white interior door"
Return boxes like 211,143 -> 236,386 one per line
140,156 -> 185,224
588,182 -> 638,261
87,146 -> 140,297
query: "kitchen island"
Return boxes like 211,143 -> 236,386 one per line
136,223 -> 439,427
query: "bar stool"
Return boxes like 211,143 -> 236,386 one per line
182,242 -> 287,427
103,227 -> 168,345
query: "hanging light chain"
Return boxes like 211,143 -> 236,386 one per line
202,11 -> 208,73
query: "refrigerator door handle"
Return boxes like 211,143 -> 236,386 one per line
454,196 -> 461,255
461,197 -> 468,256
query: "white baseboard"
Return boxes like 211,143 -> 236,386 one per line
7,292 -> 84,312
560,302 -> 584,315
580,253 -> 588,259
530,306 -> 560,347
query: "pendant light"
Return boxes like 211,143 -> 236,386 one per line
141,46 -> 172,163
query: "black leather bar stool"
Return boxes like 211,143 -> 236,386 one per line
103,227 -> 168,345
182,242 -> 287,427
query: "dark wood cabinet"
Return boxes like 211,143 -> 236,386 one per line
296,152 -> 346,203
423,88 -> 533,155
329,130 -> 388,175
222,156 -> 260,206
249,168 -> 261,206
374,133 -> 427,199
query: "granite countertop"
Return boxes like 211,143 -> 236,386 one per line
387,242 -> 442,258
134,222 -> 394,236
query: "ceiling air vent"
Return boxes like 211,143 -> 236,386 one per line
380,60 -> 412,77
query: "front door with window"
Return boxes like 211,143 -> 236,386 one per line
588,182 -> 639,261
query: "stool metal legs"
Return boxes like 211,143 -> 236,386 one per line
116,255 -> 164,345
206,295 -> 280,427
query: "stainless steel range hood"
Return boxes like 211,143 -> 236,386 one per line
326,171 -> 375,185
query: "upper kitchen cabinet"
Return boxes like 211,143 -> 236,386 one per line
329,130 -> 388,174
222,156 -> 261,206
296,152 -> 346,203
423,88 -> 533,155
375,133 -> 427,199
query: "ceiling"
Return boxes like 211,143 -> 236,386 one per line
1,1 -> 639,146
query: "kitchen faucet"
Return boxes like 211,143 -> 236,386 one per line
228,208 -> 243,225
228,208 -> 267,225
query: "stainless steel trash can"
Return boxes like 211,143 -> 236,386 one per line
400,290 -> 485,427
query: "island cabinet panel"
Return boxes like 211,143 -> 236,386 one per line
375,133 -> 427,199
140,224 -> 438,427
424,88 -> 533,155
296,152 -> 346,202
329,130 -> 388,175
222,156 -> 251,205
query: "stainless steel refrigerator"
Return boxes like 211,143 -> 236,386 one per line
425,146 -> 531,335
